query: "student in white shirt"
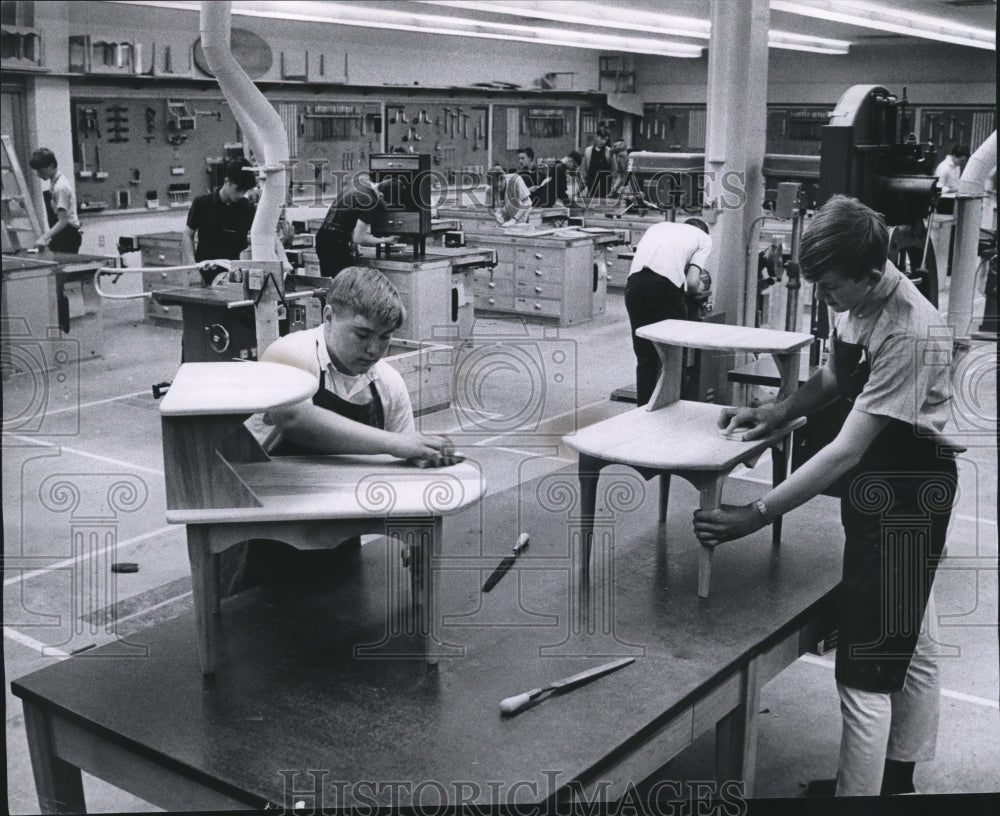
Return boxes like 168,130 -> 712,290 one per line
624,219 -> 712,405
29,148 -> 82,253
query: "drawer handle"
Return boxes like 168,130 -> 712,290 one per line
157,254 -> 166,261
534,270 -> 542,276
534,286 -> 542,293
488,298 -> 496,305
534,252 -> 542,259
533,303 -> 542,310
488,282 -> 496,289
160,272 -> 168,279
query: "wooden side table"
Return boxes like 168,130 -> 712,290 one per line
564,320 -> 812,598
159,362 -> 484,672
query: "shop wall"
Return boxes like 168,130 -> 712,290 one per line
636,41 -> 996,108
64,2 -> 603,91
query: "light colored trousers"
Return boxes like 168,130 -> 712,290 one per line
930,216 -> 955,278
835,591 -> 941,797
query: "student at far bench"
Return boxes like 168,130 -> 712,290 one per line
182,157 -> 257,283
625,218 -> 713,406
29,148 -> 82,254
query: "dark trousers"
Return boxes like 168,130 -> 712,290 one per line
49,225 -> 82,254
315,229 -> 354,278
624,268 -> 688,406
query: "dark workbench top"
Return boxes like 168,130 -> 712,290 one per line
3,249 -> 113,269
11,468 -> 842,808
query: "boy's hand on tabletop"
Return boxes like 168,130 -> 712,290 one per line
716,405 -> 781,441
693,504 -> 766,546
395,433 -> 465,468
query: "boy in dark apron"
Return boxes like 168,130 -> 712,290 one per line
255,266 -> 456,464
694,195 -> 957,796
28,148 -> 82,253
244,267 -> 460,582
314,176 -> 399,279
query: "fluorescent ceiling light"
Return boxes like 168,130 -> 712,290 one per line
771,0 -> 996,51
768,31 -> 851,54
111,1 -> 853,57
418,1 -> 712,39
112,1 -> 702,57
420,0 -> 852,53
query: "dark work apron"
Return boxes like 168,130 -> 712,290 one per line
831,332 -> 957,693
43,189 -> 82,253
245,346 -> 387,584
586,146 -> 613,198
269,347 -> 386,456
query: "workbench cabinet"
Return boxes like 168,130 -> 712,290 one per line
466,233 -> 596,326
137,232 -> 190,324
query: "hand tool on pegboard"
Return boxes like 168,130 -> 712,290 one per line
78,107 -> 100,138
94,145 -> 108,179
77,141 -> 92,178
143,106 -> 158,143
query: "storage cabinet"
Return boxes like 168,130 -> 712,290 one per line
465,233 -> 600,326
352,247 -> 494,344
137,232 -> 193,324
383,339 -> 454,416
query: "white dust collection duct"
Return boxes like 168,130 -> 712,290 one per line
949,131 -> 996,338
199,1 -> 287,262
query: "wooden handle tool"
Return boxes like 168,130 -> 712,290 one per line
499,657 -> 635,715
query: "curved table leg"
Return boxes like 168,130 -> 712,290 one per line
770,436 -> 791,547
658,473 -> 671,524
577,453 -> 608,573
697,474 -> 727,599
672,470 -> 729,600
408,516 -> 442,666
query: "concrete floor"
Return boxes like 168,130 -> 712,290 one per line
3,275 -> 998,814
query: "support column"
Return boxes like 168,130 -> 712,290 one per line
704,0 -> 770,339
26,2 -> 72,230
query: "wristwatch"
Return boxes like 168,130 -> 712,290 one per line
754,498 -> 772,524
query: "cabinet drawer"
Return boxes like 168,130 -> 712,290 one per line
516,246 -> 565,268
604,256 -> 629,275
369,156 -> 423,171
514,297 -> 562,318
371,211 -> 423,235
516,279 -> 562,299
140,246 -> 185,267
476,262 -> 515,281
145,297 -> 182,322
143,269 -> 197,290
473,276 -> 515,297
606,271 -> 627,289
137,233 -> 183,249
515,263 -> 562,283
474,293 -> 515,311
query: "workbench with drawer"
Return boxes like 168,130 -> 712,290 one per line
136,232 -> 195,325
582,213 -> 679,291
351,246 -> 497,345
464,230 -> 610,326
